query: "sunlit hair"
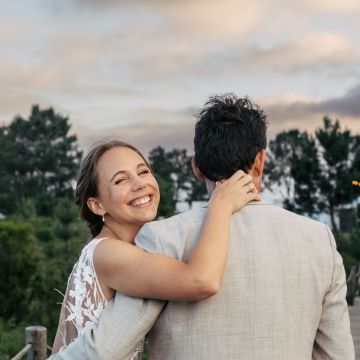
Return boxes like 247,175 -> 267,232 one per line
194,93 -> 268,181
75,140 -> 150,237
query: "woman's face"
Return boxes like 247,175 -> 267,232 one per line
94,146 -> 160,227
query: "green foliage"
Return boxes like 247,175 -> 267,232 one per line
315,117 -> 360,232
148,146 -> 175,183
0,221 -> 42,321
0,211 -> 88,355
155,175 -> 175,218
166,149 -> 192,201
0,318 -> 25,360
264,129 -> 322,214
187,177 -> 208,205
0,105 -> 82,216
336,230 -> 360,305
167,148 -> 208,205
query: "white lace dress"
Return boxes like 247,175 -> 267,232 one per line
52,238 -> 145,359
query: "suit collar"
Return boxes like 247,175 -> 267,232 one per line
202,199 -> 270,208
247,199 -> 270,206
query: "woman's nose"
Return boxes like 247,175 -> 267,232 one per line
132,177 -> 147,191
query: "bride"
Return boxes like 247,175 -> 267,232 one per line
51,139 -> 259,358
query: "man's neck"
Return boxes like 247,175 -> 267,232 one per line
205,174 -> 262,197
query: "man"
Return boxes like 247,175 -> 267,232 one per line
52,94 -> 354,359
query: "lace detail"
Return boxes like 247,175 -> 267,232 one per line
64,238 -> 107,335
52,238 -> 145,359
131,338 -> 146,360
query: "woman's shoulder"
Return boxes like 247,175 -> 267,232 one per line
80,237 -> 108,253
92,237 -> 134,266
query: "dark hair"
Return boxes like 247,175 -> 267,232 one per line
194,93 -> 268,181
75,140 -> 149,237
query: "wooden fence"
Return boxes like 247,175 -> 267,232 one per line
10,326 -> 51,360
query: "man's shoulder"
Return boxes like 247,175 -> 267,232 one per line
136,207 -> 206,246
135,208 -> 207,258
249,202 -> 329,234
146,207 -> 208,232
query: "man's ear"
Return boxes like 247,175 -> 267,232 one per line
87,197 -> 105,216
191,156 -> 205,182
252,149 -> 267,177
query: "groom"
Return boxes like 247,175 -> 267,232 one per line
52,94 -> 354,359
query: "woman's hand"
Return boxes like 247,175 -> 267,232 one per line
209,170 -> 261,215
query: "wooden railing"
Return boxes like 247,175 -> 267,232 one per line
10,326 -> 52,360
347,264 -> 360,306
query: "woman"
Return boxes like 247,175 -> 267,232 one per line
52,140 -> 259,357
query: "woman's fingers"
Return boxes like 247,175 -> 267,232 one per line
214,170 -> 260,198
226,170 -> 246,184
210,171 -> 261,214
237,174 -> 253,187
247,182 -> 257,193
246,192 -> 261,202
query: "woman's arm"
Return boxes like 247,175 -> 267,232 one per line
94,170 -> 259,301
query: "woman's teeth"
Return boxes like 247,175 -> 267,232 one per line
130,196 -> 151,206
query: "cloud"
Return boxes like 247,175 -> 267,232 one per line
299,0 -> 360,13
262,85 -> 360,136
45,0 -> 276,82
0,87 -> 53,123
310,85 -> 360,117
151,0 -> 275,41
0,17 -> 26,42
76,119 -> 196,156
219,33 -> 360,75
69,0 -> 275,41
127,30 -> 360,82
2,0 -> 360,145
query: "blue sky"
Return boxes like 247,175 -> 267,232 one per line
1,0 -> 360,155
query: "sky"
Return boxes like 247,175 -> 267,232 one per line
1,0 -> 360,156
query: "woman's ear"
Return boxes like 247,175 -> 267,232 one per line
87,197 -> 105,216
191,157 -> 205,182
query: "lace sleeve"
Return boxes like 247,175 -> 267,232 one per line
51,239 -> 107,354
51,271 -> 83,354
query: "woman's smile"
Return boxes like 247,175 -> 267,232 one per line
128,195 -> 153,207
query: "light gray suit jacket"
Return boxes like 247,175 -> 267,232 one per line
52,201 -> 354,359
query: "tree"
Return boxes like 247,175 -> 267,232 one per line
167,149 -> 192,202
167,148 -> 208,204
315,117 -> 360,233
264,129 -> 322,214
187,176 -> 209,205
148,146 -> 176,217
148,146 -> 208,216
0,221 -> 42,322
264,117 -> 360,233
148,146 -> 175,183
0,105 -> 82,215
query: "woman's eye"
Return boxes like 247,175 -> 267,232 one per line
138,170 -> 150,176
114,177 -> 127,185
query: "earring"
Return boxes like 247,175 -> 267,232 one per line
102,214 -> 105,223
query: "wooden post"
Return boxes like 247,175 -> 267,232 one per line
25,326 -> 47,360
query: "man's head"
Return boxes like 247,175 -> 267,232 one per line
193,93 -> 268,192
